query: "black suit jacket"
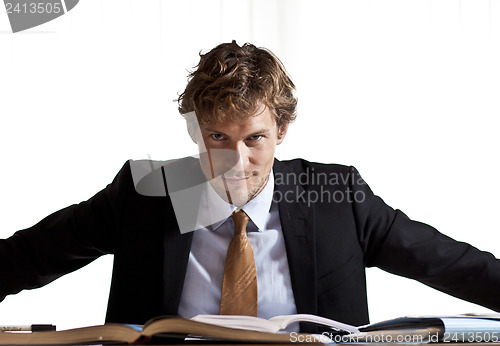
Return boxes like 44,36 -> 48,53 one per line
1,158 -> 499,330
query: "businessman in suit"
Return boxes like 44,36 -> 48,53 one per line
1,41 -> 499,331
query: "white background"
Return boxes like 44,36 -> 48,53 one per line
1,0 -> 499,331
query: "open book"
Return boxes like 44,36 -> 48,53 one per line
0,314 -> 338,345
1,313 -> 499,344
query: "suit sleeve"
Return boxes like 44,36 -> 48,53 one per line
0,161 -> 132,302
349,166 -> 500,311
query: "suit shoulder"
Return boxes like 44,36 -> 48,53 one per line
275,158 -> 354,175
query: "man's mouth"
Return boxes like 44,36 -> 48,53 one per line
223,176 -> 250,184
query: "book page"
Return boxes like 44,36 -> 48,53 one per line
269,314 -> 360,333
191,315 -> 281,333
191,314 -> 359,333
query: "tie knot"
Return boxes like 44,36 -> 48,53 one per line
232,209 -> 249,234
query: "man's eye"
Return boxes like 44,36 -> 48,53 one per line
210,134 -> 225,140
249,135 -> 263,141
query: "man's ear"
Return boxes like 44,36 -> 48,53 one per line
277,122 -> 289,145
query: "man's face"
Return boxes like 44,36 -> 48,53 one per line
192,106 -> 287,207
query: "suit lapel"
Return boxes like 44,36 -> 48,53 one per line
273,159 -> 318,320
162,219 -> 193,315
158,158 -> 202,315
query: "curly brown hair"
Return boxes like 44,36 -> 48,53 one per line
177,41 -> 297,127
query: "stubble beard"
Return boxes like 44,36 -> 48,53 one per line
210,172 -> 269,207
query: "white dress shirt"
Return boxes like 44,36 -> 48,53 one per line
177,171 -> 298,321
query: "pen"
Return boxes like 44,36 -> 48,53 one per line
0,324 -> 56,332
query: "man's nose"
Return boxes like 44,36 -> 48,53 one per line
230,142 -> 249,173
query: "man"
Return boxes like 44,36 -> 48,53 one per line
0,42 -> 499,331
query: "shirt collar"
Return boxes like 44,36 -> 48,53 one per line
194,170 -> 275,233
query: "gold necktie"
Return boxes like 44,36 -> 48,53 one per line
219,209 -> 258,316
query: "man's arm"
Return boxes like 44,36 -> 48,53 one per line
350,167 -> 500,311
0,162 -> 131,301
